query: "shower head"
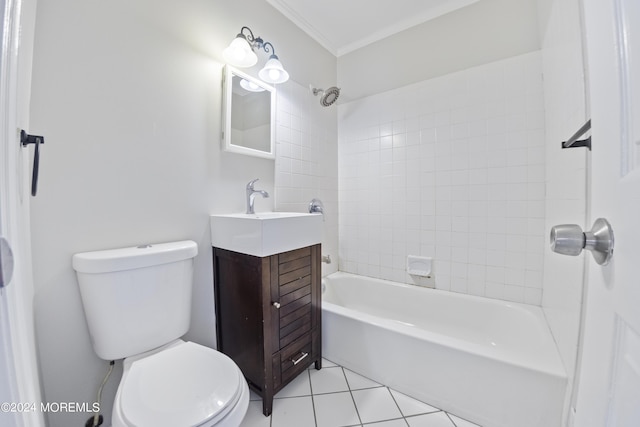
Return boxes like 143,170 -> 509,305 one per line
310,85 -> 341,107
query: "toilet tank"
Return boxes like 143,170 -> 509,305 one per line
72,240 -> 198,360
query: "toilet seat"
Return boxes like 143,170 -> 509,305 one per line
116,341 -> 244,427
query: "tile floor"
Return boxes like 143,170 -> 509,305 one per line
240,359 -> 481,427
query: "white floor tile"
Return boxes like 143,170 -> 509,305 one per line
406,412 -> 456,427
363,419 -> 408,426
352,387 -> 403,424
319,358 -> 339,368
389,390 -> 439,417
447,414 -> 482,427
276,370 -> 312,398
344,368 -> 383,390
241,361 -> 483,427
310,366 -> 349,394
239,400 -> 271,427
271,396 -> 316,427
313,391 -> 361,427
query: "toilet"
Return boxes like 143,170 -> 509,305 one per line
72,240 -> 249,427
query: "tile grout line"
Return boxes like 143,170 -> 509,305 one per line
385,388 -> 411,426
308,368 -> 319,427
311,383 -> 384,396
446,412 -> 459,427
342,366 -> 364,427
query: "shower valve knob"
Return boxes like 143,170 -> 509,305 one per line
550,218 -> 614,265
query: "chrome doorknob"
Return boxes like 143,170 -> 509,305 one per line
0,237 -> 15,289
550,218 -> 614,265
550,224 -> 584,256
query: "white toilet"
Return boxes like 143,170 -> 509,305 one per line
72,240 -> 249,427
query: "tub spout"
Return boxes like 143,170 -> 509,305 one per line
309,198 -> 324,214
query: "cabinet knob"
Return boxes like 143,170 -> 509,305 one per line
272,301 -> 281,309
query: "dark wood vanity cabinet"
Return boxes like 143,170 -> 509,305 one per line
212,244 -> 322,416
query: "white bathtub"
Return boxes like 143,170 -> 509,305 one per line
322,272 -> 567,427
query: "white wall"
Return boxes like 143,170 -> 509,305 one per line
537,0 -> 588,422
28,1 -> 337,426
338,51 -> 547,304
338,0 -> 540,102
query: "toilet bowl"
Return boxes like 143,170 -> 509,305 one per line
111,340 -> 249,427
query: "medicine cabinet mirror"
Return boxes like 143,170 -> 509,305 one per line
222,65 -> 276,159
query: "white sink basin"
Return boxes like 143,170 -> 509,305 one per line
210,212 -> 323,257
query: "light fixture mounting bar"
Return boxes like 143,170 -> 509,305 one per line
238,27 -> 279,57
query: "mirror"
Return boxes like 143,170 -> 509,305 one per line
222,65 -> 276,159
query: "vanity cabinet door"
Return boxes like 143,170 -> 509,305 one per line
271,246 -> 313,350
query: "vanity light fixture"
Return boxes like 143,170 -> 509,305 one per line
222,26 -> 289,84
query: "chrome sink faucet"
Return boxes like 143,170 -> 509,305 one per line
246,178 -> 269,214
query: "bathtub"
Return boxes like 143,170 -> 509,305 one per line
322,272 -> 567,427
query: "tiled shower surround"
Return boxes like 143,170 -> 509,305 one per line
338,51 -> 546,305
274,80 -> 339,275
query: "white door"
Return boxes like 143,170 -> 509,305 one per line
575,0 -> 640,425
0,0 -> 44,426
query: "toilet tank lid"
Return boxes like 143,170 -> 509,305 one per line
72,240 -> 198,274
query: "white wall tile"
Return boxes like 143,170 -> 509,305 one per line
338,52 -> 546,304
275,81 -> 339,276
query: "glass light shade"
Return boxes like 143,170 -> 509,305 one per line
239,78 -> 265,92
258,56 -> 289,84
223,36 -> 258,68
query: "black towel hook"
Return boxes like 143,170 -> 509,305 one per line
20,130 -> 45,196
562,119 -> 591,150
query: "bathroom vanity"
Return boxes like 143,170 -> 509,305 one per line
212,244 -> 322,416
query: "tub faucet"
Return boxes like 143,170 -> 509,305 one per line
246,178 -> 269,214
309,198 -> 324,214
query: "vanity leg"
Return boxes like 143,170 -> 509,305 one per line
262,395 -> 273,417
314,358 -> 322,370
